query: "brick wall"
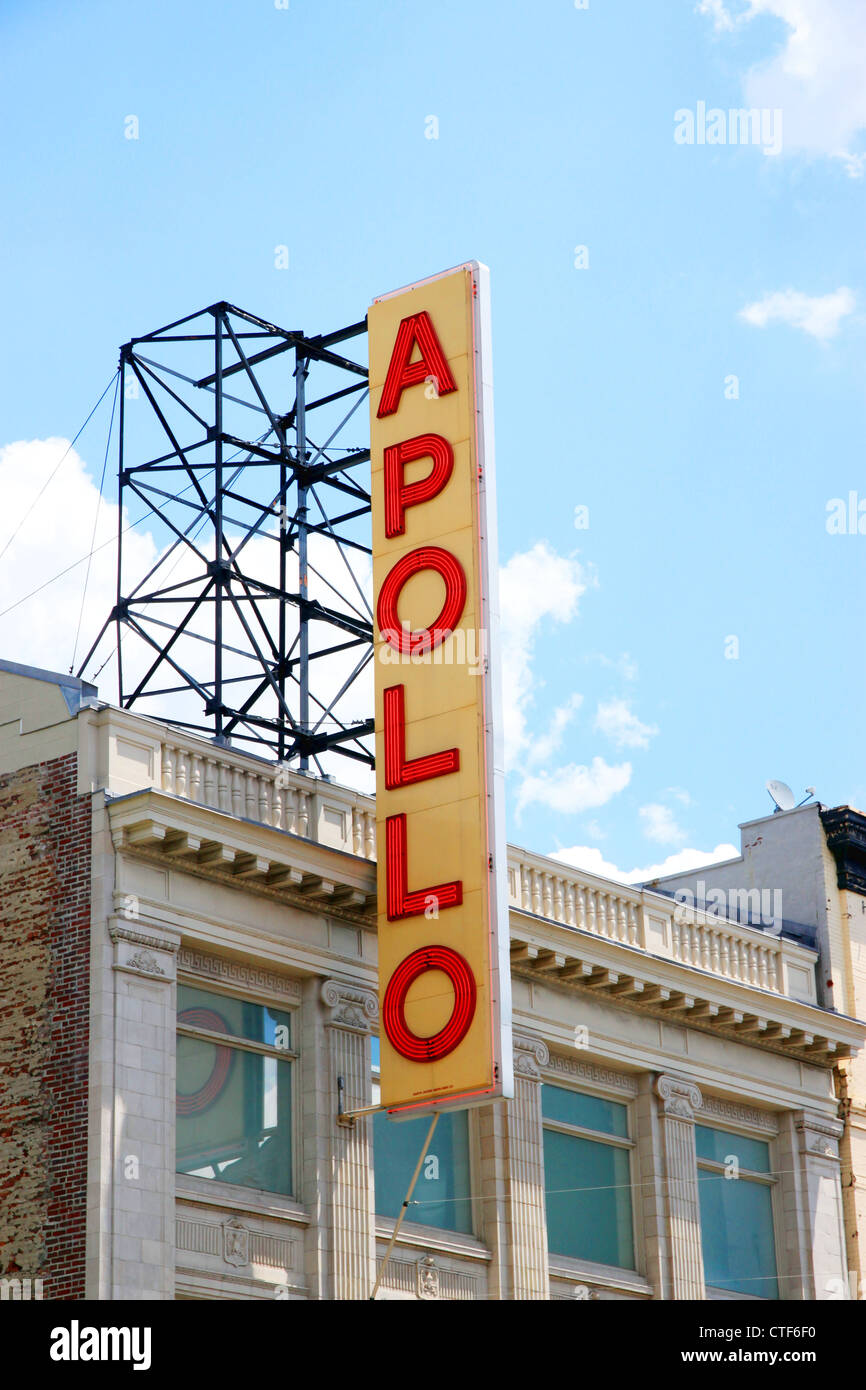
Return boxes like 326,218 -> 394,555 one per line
0,752 -> 91,1299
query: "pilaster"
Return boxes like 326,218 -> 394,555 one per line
320,979 -> 377,1300
504,1033 -> 550,1299
655,1073 -> 704,1300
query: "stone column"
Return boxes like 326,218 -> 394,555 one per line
790,1110 -> 849,1299
99,918 -> 180,1300
320,979 -> 377,1300
504,1034 -> 550,1299
655,1074 -> 705,1300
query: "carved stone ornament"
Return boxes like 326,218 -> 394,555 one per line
513,1033 -> 550,1080
656,1074 -> 702,1121
321,979 -> 378,1032
222,1218 -> 250,1268
125,948 -> 166,976
417,1257 -> 440,1301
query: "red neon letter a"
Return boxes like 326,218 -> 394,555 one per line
376,311 -> 457,418
385,813 -> 462,921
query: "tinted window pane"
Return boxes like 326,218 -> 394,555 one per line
176,1035 -> 292,1196
177,984 -> 291,1050
544,1129 -> 634,1268
541,1084 -> 629,1138
698,1168 -> 778,1298
696,1125 -> 770,1174
374,1110 -> 472,1234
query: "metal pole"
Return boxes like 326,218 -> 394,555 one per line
278,437 -> 287,765
116,354 -> 126,707
213,311 -> 224,742
295,347 -> 309,770
369,1112 -> 440,1300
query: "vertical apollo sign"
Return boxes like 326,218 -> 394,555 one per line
369,263 -> 513,1115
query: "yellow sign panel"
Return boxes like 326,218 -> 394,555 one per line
369,263 -> 512,1115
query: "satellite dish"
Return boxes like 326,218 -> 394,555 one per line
766,779 -> 796,812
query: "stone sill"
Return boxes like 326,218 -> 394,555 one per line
176,1176 -> 310,1225
549,1254 -> 653,1298
375,1219 -> 492,1263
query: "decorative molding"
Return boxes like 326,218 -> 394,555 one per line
417,1257 -> 440,1301
125,948 -> 165,977
177,948 -> 301,1002
321,978 -> 378,1032
513,1033 -> 550,1080
700,1094 -> 778,1135
176,1216 -> 295,1272
545,1052 -> 637,1096
110,923 -> 179,953
795,1110 -> 843,1160
223,1218 -> 250,1268
111,923 -> 176,980
381,1256 -> 479,1301
656,1074 -> 702,1121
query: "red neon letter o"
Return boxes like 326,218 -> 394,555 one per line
377,546 -> 467,655
382,945 -> 476,1062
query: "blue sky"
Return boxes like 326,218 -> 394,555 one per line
1,0 -> 864,879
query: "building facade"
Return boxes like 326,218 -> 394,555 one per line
1,660 -> 864,1301
651,801 -> 866,1302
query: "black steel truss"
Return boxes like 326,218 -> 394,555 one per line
77,301 -> 374,771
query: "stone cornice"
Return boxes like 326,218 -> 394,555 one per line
509,918 -> 866,1067
821,806 -> 866,897
107,788 -> 376,926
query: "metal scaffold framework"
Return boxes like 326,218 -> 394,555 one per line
77,301 -> 375,772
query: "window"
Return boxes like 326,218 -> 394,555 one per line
176,983 -> 294,1198
696,1124 -> 778,1299
371,1038 -> 473,1234
542,1083 -> 635,1269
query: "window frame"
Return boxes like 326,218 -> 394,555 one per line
541,1079 -> 640,1277
175,975 -> 300,1202
370,1034 -> 481,1241
695,1121 -> 780,1301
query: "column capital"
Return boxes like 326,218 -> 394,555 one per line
513,1032 -> 550,1081
655,1074 -> 702,1121
320,979 -> 378,1033
793,1109 -> 843,1161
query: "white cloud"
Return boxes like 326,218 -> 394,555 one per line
739,287 -> 855,340
639,802 -> 688,846
586,651 -> 638,682
594,697 -> 658,750
696,0 -> 739,33
699,1 -> 866,174
516,756 -> 632,817
528,693 -> 584,765
0,437 -> 158,677
666,786 -> 693,806
551,842 -> 741,886
0,437 -> 377,792
498,542 -> 587,769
